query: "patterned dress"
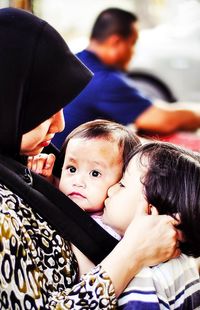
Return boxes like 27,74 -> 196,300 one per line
0,183 -> 117,309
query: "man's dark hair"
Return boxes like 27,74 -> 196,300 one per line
125,142 -> 200,258
90,8 -> 138,42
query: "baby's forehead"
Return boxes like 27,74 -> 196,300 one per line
67,136 -> 122,153
72,135 -> 120,143
65,137 -> 123,163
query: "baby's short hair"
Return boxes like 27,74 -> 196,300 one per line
55,119 -> 140,178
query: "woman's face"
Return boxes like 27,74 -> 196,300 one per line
21,110 -> 64,156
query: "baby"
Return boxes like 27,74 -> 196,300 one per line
28,119 -> 140,274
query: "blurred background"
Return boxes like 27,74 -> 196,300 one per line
2,0 -> 200,103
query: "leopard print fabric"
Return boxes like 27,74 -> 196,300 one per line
0,183 -> 117,309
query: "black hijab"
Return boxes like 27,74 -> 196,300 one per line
0,8 -> 92,156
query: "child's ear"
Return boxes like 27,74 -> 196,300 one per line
147,204 -> 159,215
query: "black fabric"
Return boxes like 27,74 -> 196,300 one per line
0,8 -> 92,155
43,143 -> 60,158
0,154 -> 118,264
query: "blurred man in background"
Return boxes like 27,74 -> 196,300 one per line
53,8 -> 200,149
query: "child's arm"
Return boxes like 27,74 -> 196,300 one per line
27,153 -> 56,184
71,243 -> 95,278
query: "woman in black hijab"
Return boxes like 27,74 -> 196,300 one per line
0,8 -> 179,309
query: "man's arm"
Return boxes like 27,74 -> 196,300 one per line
135,101 -> 200,134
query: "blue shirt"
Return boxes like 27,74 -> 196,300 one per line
52,50 -> 152,148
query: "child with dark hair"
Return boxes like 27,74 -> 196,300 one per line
103,141 -> 200,309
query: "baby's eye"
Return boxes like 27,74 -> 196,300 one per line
90,170 -> 101,177
67,166 -> 76,174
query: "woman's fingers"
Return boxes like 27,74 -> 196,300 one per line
124,214 -> 181,267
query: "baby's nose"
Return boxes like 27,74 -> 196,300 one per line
73,174 -> 86,188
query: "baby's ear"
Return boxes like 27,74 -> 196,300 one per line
148,204 -> 159,215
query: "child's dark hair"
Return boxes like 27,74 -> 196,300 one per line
125,142 -> 200,257
54,119 -> 140,177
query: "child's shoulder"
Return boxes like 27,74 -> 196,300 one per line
153,254 -> 198,281
152,254 -> 200,307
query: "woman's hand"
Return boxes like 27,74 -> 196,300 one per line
124,214 -> 181,267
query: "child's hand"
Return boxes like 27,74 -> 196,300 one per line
27,153 -> 55,178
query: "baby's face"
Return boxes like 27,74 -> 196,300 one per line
102,155 -> 148,236
59,137 -> 123,213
